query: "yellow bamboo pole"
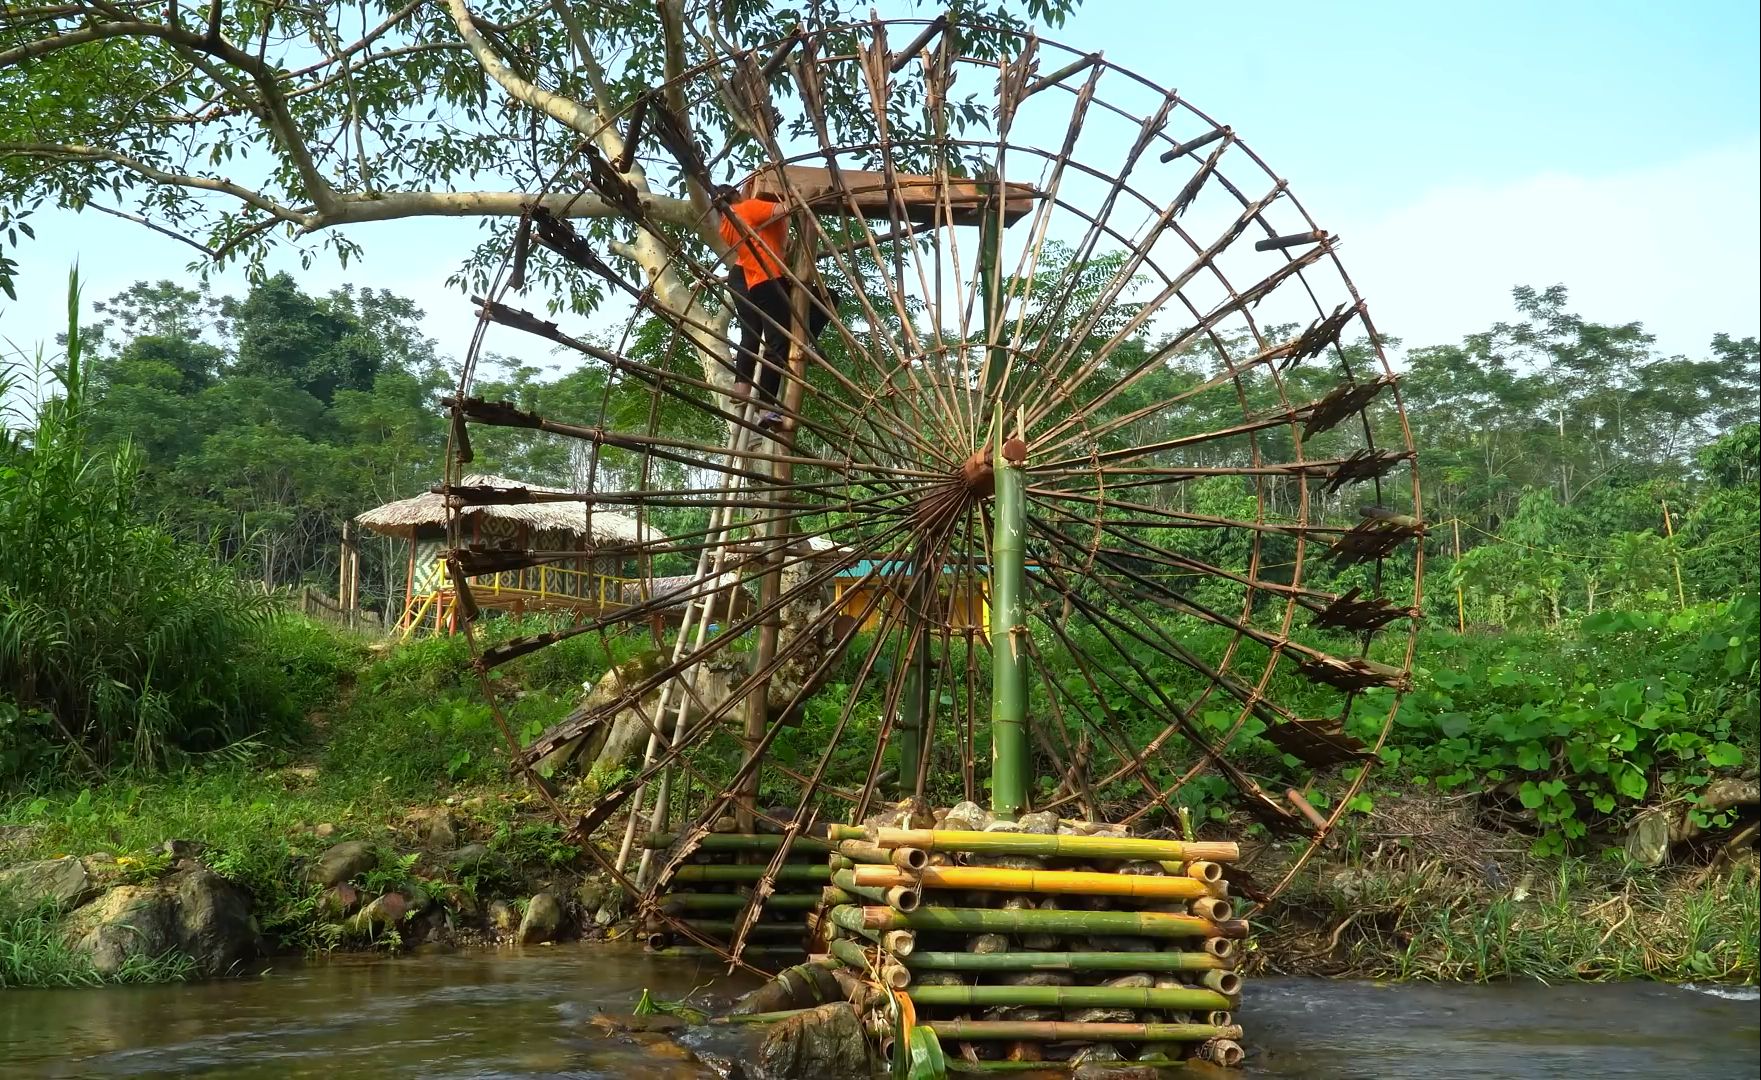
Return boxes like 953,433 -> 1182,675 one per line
848,864 -> 1215,900
1662,501 -> 1687,610
1452,517 -> 1466,632
869,828 -> 1239,863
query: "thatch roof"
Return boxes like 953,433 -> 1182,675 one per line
355,474 -> 662,547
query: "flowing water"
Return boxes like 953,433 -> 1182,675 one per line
1,945 -> 1755,1079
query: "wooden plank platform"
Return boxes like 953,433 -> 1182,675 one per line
746,165 -> 1041,226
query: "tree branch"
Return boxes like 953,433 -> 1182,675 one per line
657,0 -> 712,223
443,0 -> 606,140
83,200 -> 218,257
0,13 -> 339,212
3,142 -> 313,224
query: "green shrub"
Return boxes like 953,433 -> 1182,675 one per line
1,272 -> 357,784
1377,596 -> 1758,854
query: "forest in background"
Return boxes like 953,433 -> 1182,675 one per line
3,271 -> 1757,845
28,271 -> 1760,622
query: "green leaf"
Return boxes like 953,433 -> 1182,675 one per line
1705,742 -> 1743,767
1612,763 -> 1648,801
1518,781 -> 1545,809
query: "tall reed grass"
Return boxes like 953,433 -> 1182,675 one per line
1,270 -> 350,784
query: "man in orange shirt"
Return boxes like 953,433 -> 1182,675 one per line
716,186 -> 835,424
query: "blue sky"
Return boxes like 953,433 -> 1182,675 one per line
2,0 -> 1756,369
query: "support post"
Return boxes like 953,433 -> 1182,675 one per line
897,621 -> 930,796
977,177 -> 1007,400
990,415 -> 1029,820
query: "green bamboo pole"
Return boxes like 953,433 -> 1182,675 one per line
649,919 -> 807,936
907,984 -> 1232,1011
662,892 -> 826,912
711,1008 -> 817,1024
834,904 -> 1241,940
870,828 -> 1239,863
830,868 -> 899,907
827,936 -> 911,988
904,950 -> 1230,974
989,413 -> 1029,821
642,832 -> 835,854
671,864 -> 832,883
897,632 -> 929,797
653,946 -> 803,960
827,935 -> 874,970
922,1020 -> 1242,1043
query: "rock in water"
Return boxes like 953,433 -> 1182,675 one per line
171,867 -> 259,974
518,892 -> 564,944
0,857 -> 96,911
65,886 -> 178,975
755,1002 -> 869,1080
309,841 -> 376,887
346,893 -> 410,935
65,867 -> 258,976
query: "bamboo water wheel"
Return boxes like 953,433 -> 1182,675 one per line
441,15 -> 1423,974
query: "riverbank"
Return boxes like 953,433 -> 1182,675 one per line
4,779 -> 1753,990
3,616 -> 1756,990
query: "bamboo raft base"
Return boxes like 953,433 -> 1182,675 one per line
829,821 -> 1253,1070
669,820 -> 1255,1071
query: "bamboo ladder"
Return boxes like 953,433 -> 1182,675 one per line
618,395 -> 771,885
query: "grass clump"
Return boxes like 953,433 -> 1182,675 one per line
0,890 -> 194,989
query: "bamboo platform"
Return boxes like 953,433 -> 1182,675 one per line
682,816 -> 1252,1070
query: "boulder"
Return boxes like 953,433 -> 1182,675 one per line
942,801 -> 991,832
64,866 -> 258,976
309,841 -> 376,887
575,880 -> 606,916
346,893 -> 410,935
170,867 -> 259,975
0,856 -> 97,911
448,843 -> 493,873
319,883 -> 362,918
488,899 -> 518,934
1017,810 -> 1060,835
517,891 -> 564,944
65,885 -> 178,975
411,809 -> 458,851
755,1002 -> 869,1080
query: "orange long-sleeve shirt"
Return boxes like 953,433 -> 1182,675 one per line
719,197 -> 788,286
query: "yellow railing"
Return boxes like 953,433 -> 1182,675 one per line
472,560 -> 648,606
398,559 -> 656,638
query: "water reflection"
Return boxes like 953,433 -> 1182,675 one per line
1,946 -> 1754,1079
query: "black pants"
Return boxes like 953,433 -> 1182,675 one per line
729,271 -> 835,405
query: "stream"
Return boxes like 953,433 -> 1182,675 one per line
1,945 -> 1755,1078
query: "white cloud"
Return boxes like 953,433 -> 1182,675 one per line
1339,139 -> 1761,358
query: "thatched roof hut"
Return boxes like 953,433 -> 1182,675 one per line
355,473 -> 660,547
